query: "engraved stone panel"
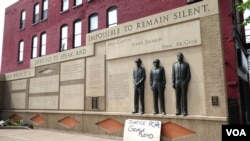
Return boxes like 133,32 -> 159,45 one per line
60,84 -> 84,110
29,96 -> 58,109
11,79 -> 27,91
5,68 -> 35,81
86,0 -> 218,45
108,73 -> 129,99
106,20 -> 201,59
36,63 -> 60,77
11,93 -> 26,109
29,75 -> 59,94
30,45 -> 94,67
86,56 -> 105,97
61,59 -> 85,81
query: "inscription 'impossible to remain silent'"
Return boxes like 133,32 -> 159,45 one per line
88,2 -> 211,43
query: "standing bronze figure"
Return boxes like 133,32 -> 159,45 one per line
132,58 -> 146,114
172,52 -> 191,116
150,59 -> 166,115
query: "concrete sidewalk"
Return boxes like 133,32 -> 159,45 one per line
0,128 -> 122,141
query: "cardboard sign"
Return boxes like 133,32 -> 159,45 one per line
123,119 -> 161,141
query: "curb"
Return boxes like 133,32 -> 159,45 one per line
0,126 -> 31,129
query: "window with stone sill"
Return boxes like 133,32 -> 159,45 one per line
32,36 -> 38,58
20,10 -> 26,30
74,0 -> 82,7
33,3 -> 40,24
40,32 -> 47,56
107,6 -> 118,28
61,0 -> 69,12
89,13 -> 98,33
42,0 -> 48,20
60,25 -> 68,51
73,20 -> 82,48
18,41 -> 24,63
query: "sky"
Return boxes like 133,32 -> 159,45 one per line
0,0 -> 18,71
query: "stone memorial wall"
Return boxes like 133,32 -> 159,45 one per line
0,1 -> 227,140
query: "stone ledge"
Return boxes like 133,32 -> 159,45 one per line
2,110 -> 227,122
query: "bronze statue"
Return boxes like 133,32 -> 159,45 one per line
150,59 -> 166,115
132,58 -> 146,114
172,52 -> 191,116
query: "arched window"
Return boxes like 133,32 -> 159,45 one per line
18,41 -> 24,62
107,6 -> 117,28
40,32 -> 47,56
42,0 -> 48,20
73,20 -> 82,48
32,36 -> 38,58
61,0 -> 69,12
60,25 -> 68,51
89,13 -> 98,32
33,3 -> 40,24
20,10 -> 26,29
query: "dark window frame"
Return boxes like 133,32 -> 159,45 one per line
33,3 -> 40,24
41,0 -> 48,21
60,24 -> 68,51
40,32 -> 47,56
20,10 -> 26,30
31,35 -> 38,59
18,40 -> 24,63
73,19 -> 82,48
107,6 -> 118,28
89,13 -> 98,33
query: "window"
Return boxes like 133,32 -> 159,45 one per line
60,25 -> 68,51
89,13 -> 98,32
62,0 -> 69,12
42,0 -> 48,20
107,6 -> 117,28
40,33 -> 47,56
33,3 -> 40,24
20,10 -> 26,29
32,36 -> 38,58
74,20 -> 82,48
18,41 -> 24,62
74,0 -> 82,6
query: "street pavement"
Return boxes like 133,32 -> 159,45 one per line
0,128 -> 122,141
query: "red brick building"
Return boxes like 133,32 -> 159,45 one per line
1,0 -> 250,130
1,0 -> 188,73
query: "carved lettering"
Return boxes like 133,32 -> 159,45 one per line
137,15 -> 168,29
174,4 -> 209,20
88,27 -> 120,42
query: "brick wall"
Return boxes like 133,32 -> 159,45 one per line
1,0 -> 186,73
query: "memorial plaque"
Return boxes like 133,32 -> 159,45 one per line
11,93 -> 26,109
29,75 -> 59,94
106,20 -> 201,60
60,84 -> 84,110
11,79 -> 27,91
29,96 -> 58,109
61,59 -> 85,81
86,56 -> 105,97
124,119 -> 161,141
108,73 -> 129,99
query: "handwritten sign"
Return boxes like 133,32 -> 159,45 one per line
123,119 -> 161,141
